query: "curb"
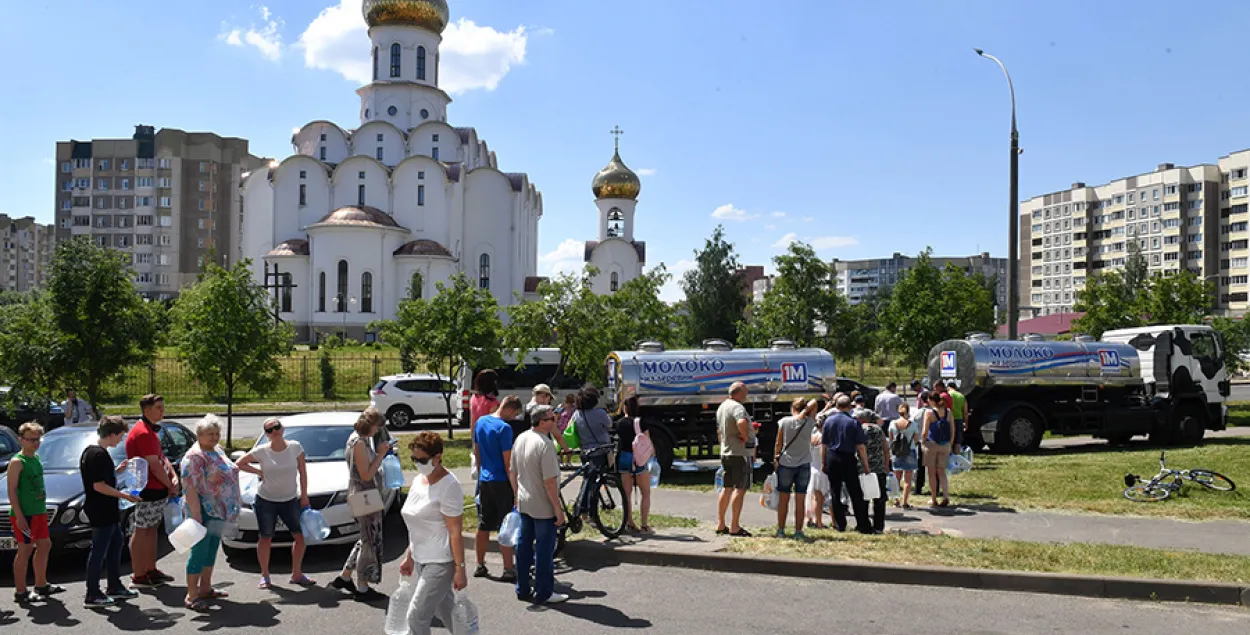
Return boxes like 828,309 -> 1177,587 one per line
555,540 -> 1248,607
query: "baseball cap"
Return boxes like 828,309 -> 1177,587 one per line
533,384 -> 552,396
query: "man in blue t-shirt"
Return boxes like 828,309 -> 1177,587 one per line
821,395 -> 873,534
473,394 -> 522,581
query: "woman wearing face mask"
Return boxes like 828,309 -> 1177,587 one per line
398,432 -> 468,635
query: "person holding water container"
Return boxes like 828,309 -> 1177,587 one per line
179,415 -> 242,611
396,431 -> 468,635
79,416 -> 141,608
235,417 -> 314,590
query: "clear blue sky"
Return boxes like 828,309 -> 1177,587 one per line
3,0 -> 1250,300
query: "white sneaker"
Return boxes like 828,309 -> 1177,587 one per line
543,593 -> 569,605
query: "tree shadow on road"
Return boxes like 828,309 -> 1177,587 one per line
529,586 -> 652,629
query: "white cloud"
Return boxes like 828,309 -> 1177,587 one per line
773,232 -> 858,250
538,239 -> 584,277
297,0 -> 532,93
658,259 -> 695,303
802,216 -> 815,223
711,203 -> 758,221
219,5 -> 284,62
770,211 -> 786,219
636,168 -> 657,177
764,224 -> 777,230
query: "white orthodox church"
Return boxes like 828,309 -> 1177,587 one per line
240,0 -> 644,341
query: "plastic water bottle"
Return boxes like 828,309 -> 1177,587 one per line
117,468 -> 136,510
887,473 -> 900,498
382,454 -> 405,490
240,477 -> 259,505
163,497 -> 185,534
840,486 -> 852,508
713,467 -> 725,493
124,457 -> 148,497
384,576 -> 416,635
498,509 -> 522,548
301,507 -> 331,544
451,591 -> 480,635
647,458 -> 661,488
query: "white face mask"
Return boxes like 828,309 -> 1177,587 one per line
415,460 -> 436,476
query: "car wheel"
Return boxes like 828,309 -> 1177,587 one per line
387,405 -> 414,430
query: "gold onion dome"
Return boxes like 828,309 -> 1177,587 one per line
362,0 -> 449,33
591,149 -> 641,200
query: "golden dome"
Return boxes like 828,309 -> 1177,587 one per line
591,149 -> 641,200
362,0 -> 449,33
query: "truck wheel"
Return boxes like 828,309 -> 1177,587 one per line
1176,408 -> 1206,446
995,409 -> 1042,453
387,405 -> 414,430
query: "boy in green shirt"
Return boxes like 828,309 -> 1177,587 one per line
7,422 -> 65,603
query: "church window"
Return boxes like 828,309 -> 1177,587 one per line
281,273 -> 292,312
432,134 -> 439,143
420,109 -> 429,120
361,272 -> 373,313
377,133 -> 384,142
300,171 -> 307,179
359,171 -> 366,179
299,184 -> 306,206
610,272 -> 619,292
418,171 -> 425,180
337,260 -> 348,311
388,106 -> 398,116
418,185 -> 425,206
607,208 -> 624,237
478,254 -> 490,290
358,184 -> 366,206
417,46 -> 426,80
319,147 -> 326,161
318,272 -> 326,312
372,47 -> 378,80
434,53 -> 439,83
390,43 -> 401,77
432,147 -> 439,161
377,147 -> 384,161
320,133 -> 326,141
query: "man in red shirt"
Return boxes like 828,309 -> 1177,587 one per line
126,394 -> 180,587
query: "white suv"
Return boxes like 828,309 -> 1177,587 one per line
370,374 -> 460,429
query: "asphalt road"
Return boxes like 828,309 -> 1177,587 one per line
1,515 -> 1245,635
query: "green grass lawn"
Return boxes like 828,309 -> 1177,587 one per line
724,530 -> 1250,584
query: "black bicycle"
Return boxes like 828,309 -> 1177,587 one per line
555,444 -> 628,556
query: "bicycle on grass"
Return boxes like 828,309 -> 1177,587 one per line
1123,451 -> 1236,502
554,444 -> 628,556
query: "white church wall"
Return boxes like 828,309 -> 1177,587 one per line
409,121 -> 460,163
272,156 -> 331,241
294,122 -> 350,164
352,121 -> 408,167
241,168 -> 275,284
392,156 -> 450,242
463,168 -> 518,304
588,239 -> 641,295
331,157 -> 392,212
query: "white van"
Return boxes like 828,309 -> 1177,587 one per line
457,348 -> 587,425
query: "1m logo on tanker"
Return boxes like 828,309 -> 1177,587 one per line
985,345 -> 1056,368
640,358 -> 728,385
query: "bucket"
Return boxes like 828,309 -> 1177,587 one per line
168,518 -> 208,554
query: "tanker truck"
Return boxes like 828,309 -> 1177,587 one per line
927,324 -> 1230,453
605,339 -> 837,475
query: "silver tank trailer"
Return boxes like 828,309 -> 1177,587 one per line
606,342 -> 837,408
927,338 -> 1142,392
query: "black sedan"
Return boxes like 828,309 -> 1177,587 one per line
836,378 -> 880,405
0,387 -> 64,433
0,427 -> 17,462
0,421 -> 196,552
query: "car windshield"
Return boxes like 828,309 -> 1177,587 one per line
34,430 -> 132,470
255,425 -> 354,462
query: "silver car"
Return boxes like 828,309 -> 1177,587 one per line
221,412 -> 400,551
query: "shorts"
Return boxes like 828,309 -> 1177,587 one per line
720,455 -> 752,491
617,451 -> 646,475
133,499 -> 166,530
254,496 -> 303,538
775,465 -> 810,494
476,480 -> 514,532
10,513 -> 50,543
923,441 -> 951,470
892,451 -> 919,472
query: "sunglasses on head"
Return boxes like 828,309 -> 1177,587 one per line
264,424 -> 283,434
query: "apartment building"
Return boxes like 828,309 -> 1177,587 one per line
53,125 -> 266,300
1021,149 -> 1250,317
831,252 -> 1010,307
0,215 -> 53,292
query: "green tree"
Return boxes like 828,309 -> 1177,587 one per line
0,292 -> 66,408
319,349 -> 336,399
46,238 -> 159,412
170,260 -> 294,446
937,263 -> 998,337
373,273 -> 504,437
878,251 -> 949,369
505,267 -> 610,384
681,226 -> 747,344
1210,316 -> 1250,376
1140,271 -> 1212,325
738,242 -> 853,356
1124,241 -> 1149,291
606,265 -> 680,351
1071,272 -> 1143,339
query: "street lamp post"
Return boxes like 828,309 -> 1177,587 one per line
976,48 -> 1020,340
336,293 -> 357,341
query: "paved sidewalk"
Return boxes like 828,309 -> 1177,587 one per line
448,466 -> 1250,556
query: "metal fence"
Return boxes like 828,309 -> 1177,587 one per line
101,355 -> 408,404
